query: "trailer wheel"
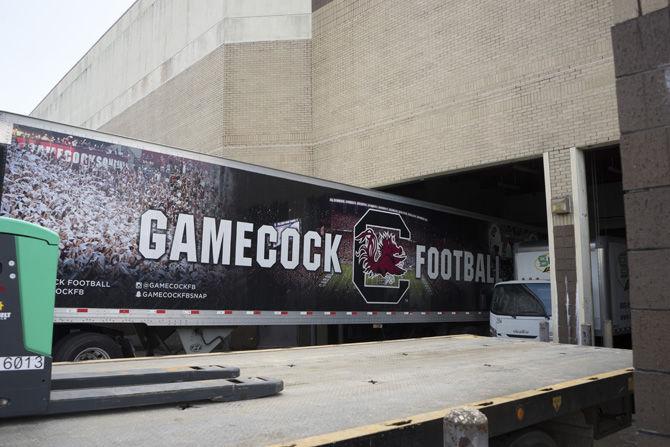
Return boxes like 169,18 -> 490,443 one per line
53,332 -> 123,362
449,325 -> 481,335
503,429 -> 557,447
460,325 -> 481,335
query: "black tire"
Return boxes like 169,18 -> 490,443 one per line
448,326 -> 465,335
449,325 -> 480,335
53,332 -> 123,362
505,430 -> 557,447
461,325 -> 482,335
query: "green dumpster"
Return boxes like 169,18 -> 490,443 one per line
0,216 -> 59,417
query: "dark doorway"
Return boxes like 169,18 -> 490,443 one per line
380,158 -> 547,229
585,146 -> 626,239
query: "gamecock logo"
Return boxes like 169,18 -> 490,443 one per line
355,229 -> 407,278
352,209 -> 411,304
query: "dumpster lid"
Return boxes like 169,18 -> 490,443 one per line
0,217 -> 60,245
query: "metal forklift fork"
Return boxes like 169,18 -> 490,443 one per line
0,217 -> 282,418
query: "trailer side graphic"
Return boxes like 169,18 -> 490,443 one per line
0,114 -> 542,328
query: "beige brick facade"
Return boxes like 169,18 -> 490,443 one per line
547,148 -> 574,227
100,40 -> 314,176
218,40 -> 313,175
311,0 -> 620,187
34,0 -> 621,188
100,46 -> 225,154
222,40 -> 312,148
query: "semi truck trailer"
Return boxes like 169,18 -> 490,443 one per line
0,112 -> 542,361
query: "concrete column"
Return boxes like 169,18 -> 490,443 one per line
612,2 -> 670,443
543,152 -> 561,342
570,147 -> 594,345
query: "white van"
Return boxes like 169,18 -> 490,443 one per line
489,238 -> 630,342
489,280 -> 551,340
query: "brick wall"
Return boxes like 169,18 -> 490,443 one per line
612,2 -> 670,443
46,1 -> 623,186
100,40 -> 313,176
547,148 -> 574,227
100,44 -> 225,154
222,40 -> 312,148
552,225 -> 577,343
548,148 -> 576,343
311,0 -> 619,187
219,40 -> 313,175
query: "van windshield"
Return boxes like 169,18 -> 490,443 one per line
491,283 -> 550,317
525,283 -> 551,316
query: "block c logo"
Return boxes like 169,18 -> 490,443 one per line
352,209 -> 411,304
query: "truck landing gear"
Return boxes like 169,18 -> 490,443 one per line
176,327 -> 234,354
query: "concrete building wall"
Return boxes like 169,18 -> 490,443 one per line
33,0 -> 226,127
98,45 -> 225,154
219,40 -> 313,175
311,0 -> 619,187
31,0 -> 312,174
31,0 -> 622,184
99,39 -> 314,175
612,1 -> 670,443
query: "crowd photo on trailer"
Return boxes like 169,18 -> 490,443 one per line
1,126 -> 221,287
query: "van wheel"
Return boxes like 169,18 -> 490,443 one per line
53,332 -> 123,362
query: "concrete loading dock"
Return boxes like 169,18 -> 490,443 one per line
1,336 -> 632,446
